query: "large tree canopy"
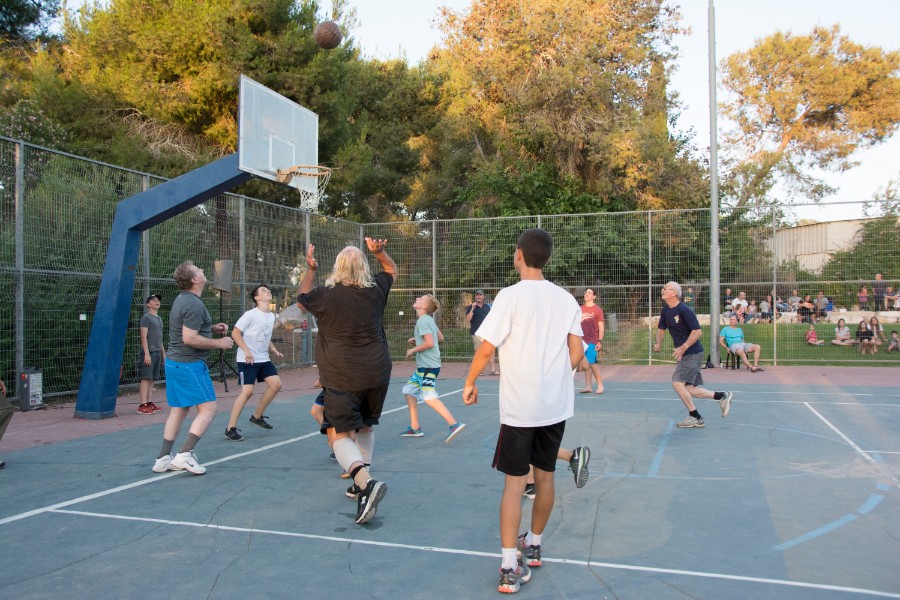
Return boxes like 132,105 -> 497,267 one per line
424,0 -> 705,215
720,25 -> 900,208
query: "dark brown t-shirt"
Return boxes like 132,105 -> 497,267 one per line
298,272 -> 393,390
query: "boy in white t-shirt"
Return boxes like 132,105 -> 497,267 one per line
463,228 -> 584,594
225,285 -> 284,441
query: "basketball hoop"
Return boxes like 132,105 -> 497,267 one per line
275,165 -> 332,210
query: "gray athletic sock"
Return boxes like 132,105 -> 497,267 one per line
179,433 -> 201,454
158,439 -> 175,459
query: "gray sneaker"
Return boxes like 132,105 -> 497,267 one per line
676,415 -> 705,428
718,392 -> 733,417
568,446 -> 591,488
497,563 -> 532,593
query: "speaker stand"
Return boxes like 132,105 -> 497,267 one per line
207,292 -> 238,391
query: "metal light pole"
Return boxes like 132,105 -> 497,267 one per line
708,0 -> 721,365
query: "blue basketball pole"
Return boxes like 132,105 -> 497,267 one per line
74,154 -> 251,419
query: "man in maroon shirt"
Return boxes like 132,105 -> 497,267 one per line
578,288 -> 605,394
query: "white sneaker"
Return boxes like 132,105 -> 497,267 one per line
170,451 -> 206,475
152,455 -> 174,473
718,391 -> 733,418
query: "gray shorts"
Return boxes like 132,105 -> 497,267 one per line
139,350 -> 162,380
672,351 -> 704,386
729,342 -> 755,354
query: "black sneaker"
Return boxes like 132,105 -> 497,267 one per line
355,479 -> 387,524
345,483 -> 361,498
249,415 -> 273,430
224,427 -> 244,441
522,483 -> 536,500
569,446 -> 591,488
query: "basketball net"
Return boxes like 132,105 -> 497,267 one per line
275,165 -> 332,211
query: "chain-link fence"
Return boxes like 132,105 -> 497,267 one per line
2,136 -> 898,399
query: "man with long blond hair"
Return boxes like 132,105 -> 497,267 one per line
297,238 -> 398,524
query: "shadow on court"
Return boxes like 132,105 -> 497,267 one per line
1,364 -> 899,599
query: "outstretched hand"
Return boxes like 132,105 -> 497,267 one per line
306,244 -> 318,270
365,237 -> 388,254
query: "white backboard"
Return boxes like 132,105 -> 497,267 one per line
238,75 -> 319,194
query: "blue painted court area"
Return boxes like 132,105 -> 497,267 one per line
1,377 -> 899,599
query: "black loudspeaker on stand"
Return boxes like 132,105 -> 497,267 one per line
207,259 -> 238,391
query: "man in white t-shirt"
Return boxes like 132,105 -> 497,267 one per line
224,285 -> 284,441
463,228 -> 584,594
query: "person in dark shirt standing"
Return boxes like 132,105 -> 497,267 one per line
653,281 -> 733,428
298,237 -> 398,525
466,289 -> 498,375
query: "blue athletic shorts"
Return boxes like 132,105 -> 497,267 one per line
401,367 -> 440,401
584,344 -> 598,365
237,361 -> 278,385
164,359 -> 216,408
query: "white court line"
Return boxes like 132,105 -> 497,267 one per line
804,402 -> 877,464
0,388 -> 463,527
48,508 -> 900,599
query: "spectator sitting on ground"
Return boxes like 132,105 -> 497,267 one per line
787,289 -> 802,311
856,320 -> 875,354
832,318 -> 856,346
806,324 -> 824,346
813,291 -> 829,322
719,315 -> 763,372
869,316 -> 886,347
888,331 -> 899,352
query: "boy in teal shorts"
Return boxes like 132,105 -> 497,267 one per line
400,294 -> 465,443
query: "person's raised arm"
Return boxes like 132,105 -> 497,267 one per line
299,244 -> 318,295
365,237 -> 398,282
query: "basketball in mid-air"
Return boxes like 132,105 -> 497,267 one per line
314,21 -> 343,50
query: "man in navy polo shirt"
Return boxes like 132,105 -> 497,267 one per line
653,281 -> 733,428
